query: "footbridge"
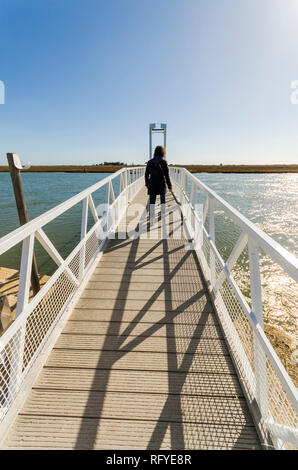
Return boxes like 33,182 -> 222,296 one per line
0,165 -> 297,449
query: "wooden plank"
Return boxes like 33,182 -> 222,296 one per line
93,255 -> 202,267
62,321 -> 224,339
46,349 -> 237,375
97,258 -> 201,270
103,243 -> 188,255
85,280 -> 205,292
93,267 -> 203,278
93,267 -> 166,276
69,308 -> 219,325
34,368 -> 244,396
3,416 -> 261,450
100,249 -> 191,262
55,333 -> 229,355
101,247 -> 192,257
79,289 -> 211,303
89,273 -> 203,284
74,297 -> 214,312
20,389 -> 254,426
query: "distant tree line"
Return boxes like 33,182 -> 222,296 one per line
93,162 -> 127,166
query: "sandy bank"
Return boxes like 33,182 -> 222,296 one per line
0,267 -> 50,334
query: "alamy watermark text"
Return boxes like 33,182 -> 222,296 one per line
290,80 -> 298,104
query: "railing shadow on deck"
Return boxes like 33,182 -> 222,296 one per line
73,195 -> 256,450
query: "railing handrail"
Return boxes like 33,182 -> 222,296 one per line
170,167 -> 298,282
0,166 -> 145,256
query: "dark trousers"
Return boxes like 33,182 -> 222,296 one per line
149,193 -> 166,205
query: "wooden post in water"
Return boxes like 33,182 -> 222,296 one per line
7,153 -> 40,295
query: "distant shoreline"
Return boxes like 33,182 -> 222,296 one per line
0,164 -> 297,173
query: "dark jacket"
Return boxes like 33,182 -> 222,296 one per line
145,156 -> 172,195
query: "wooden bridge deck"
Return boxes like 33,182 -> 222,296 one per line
2,188 -> 261,449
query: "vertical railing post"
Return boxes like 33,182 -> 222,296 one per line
128,170 -> 132,202
118,172 -> 126,229
106,180 -> 111,206
184,176 -> 190,229
10,233 -> 35,399
248,237 -> 268,418
108,181 -> 116,232
79,197 -> 88,281
127,171 -> 130,202
16,234 -> 35,317
183,171 -> 189,210
189,181 -> 196,239
123,169 -> 128,213
179,171 -> 184,204
209,197 -> 216,288
189,181 -> 195,207
195,213 -> 203,251
182,171 -> 186,194
202,195 -> 209,225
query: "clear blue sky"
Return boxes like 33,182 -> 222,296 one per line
0,0 -> 298,165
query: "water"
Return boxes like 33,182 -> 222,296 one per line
0,172 -> 116,275
0,171 -> 297,338
194,173 -> 298,258
193,173 -> 298,340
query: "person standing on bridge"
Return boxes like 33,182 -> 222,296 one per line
145,145 -> 172,223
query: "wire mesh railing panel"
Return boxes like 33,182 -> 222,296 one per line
0,329 -> 23,417
201,229 -> 211,274
215,258 -> 254,370
84,230 -> 101,269
23,260 -> 79,371
266,351 -> 297,427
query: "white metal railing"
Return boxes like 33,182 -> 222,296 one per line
169,166 -> 298,450
0,166 -> 145,437
0,163 -> 297,449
